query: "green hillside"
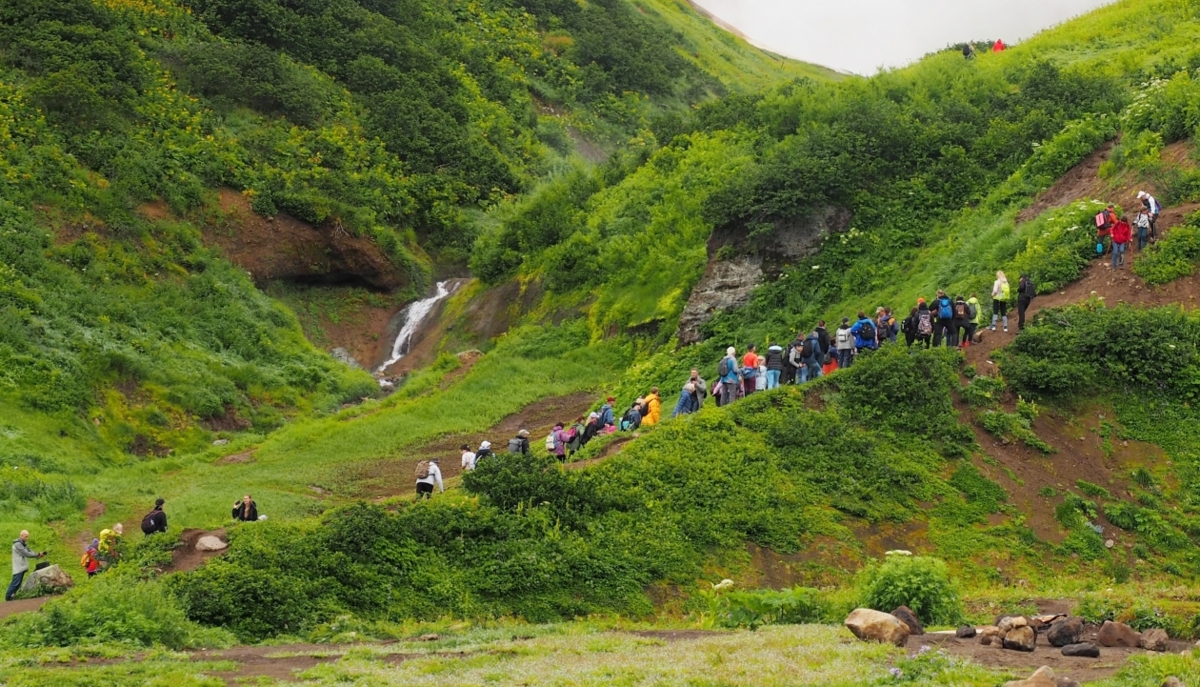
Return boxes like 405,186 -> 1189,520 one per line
9,0 -> 1200,684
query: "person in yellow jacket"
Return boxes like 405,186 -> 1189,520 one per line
642,388 -> 662,426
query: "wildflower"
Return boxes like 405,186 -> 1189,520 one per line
889,667 -> 902,678
712,579 -> 734,592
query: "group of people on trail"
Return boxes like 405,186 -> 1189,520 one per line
962,39 -> 1005,60
1095,192 -> 1161,268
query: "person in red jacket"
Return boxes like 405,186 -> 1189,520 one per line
993,39 -> 1006,52
1111,217 -> 1132,269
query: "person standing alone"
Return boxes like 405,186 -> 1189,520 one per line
8,531 -> 44,601
1016,273 -> 1036,331
140,498 -> 167,536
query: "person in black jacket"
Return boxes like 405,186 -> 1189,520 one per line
232,494 -> 258,522
141,498 -> 167,535
814,321 -> 831,364
1016,274 -> 1036,331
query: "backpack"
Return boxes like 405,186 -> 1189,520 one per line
140,511 -> 157,535
800,337 -> 815,360
1094,211 -> 1108,228
954,301 -> 967,319
80,551 -> 92,569
415,460 -> 431,479
1021,277 -> 1036,299
836,328 -> 852,346
545,432 -> 558,451
937,298 -> 953,319
966,302 -> 977,320
858,320 -> 875,342
1000,282 -> 1011,301
917,311 -> 933,337
718,357 -> 730,378
507,438 -> 524,454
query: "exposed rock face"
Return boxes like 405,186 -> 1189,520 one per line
20,564 -> 73,593
676,206 -> 852,344
195,535 -> 229,552
330,348 -> 363,369
891,605 -> 924,635
1003,666 -> 1057,687
1003,625 -> 1037,652
1060,642 -> 1100,658
1046,617 -> 1083,647
1139,628 -> 1169,652
844,608 -> 910,646
1096,620 -> 1140,648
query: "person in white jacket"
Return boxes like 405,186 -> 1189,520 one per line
415,458 -> 444,498
460,444 -> 477,471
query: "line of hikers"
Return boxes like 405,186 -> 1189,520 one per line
1094,192 -> 1161,268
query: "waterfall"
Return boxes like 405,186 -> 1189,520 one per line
377,280 -> 460,373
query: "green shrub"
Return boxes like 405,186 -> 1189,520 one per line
1076,479 -> 1112,500
855,554 -> 963,626
1134,220 -> 1200,285
961,375 -> 1005,408
712,586 -> 834,630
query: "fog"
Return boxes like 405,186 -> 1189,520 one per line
691,0 -> 1117,74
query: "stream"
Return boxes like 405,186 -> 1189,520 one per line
377,280 -> 461,374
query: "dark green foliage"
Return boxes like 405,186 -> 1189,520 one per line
712,586 -> 835,630
1134,217 -> 1200,284
948,464 -> 1007,513
962,375 -> 1006,408
856,555 -> 964,625
835,345 -> 963,438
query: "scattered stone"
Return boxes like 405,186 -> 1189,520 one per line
956,625 -> 977,639
1162,678 -> 1184,687
417,634 -> 440,642
19,564 -> 74,593
999,615 -> 1029,633
1060,642 -> 1100,658
1139,628 -> 1169,652
1054,678 -> 1082,687
212,439 -> 229,446
330,347 -> 362,369
195,535 -> 228,552
1003,666 -> 1057,687
1096,620 -> 1140,648
891,605 -> 924,635
1003,626 -> 1037,652
1046,617 -> 1084,647
978,625 -> 1003,646
844,608 -> 910,647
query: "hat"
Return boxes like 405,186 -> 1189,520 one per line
606,396 -> 615,403
1137,190 -> 1147,199
917,297 -> 926,304
155,497 -> 164,507
518,429 -> 529,437
479,440 -> 491,450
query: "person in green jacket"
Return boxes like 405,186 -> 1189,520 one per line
965,294 -> 984,347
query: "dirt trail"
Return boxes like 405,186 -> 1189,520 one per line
0,597 -> 51,620
160,528 -> 228,575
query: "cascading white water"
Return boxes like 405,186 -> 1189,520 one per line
377,280 -> 459,373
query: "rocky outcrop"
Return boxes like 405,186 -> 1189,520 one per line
844,608 -> 910,646
676,206 -> 852,344
20,564 -> 73,593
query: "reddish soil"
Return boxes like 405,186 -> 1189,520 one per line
564,434 -> 634,471
336,391 -> 597,499
160,528 -> 228,575
0,597 -> 51,620
908,628 -> 1192,682
378,279 -> 471,376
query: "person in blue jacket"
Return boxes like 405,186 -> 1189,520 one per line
850,311 -> 877,352
598,397 -> 615,429
672,382 -> 700,418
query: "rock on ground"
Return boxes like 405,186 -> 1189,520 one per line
1046,617 -> 1084,647
999,615 -> 1029,633
1139,628 -> 1169,652
891,605 -> 924,635
1060,642 -> 1100,658
1003,625 -> 1037,652
956,625 -> 977,638
1003,666 -> 1057,687
1096,620 -> 1141,648
1161,678 -> 1183,687
844,608 -> 910,647
195,535 -> 228,552
978,625 -> 1003,646
19,564 -> 73,593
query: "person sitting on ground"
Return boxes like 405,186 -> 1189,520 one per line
415,458 -> 443,499
81,538 -> 100,578
232,494 -> 259,522
598,397 -> 616,429
687,369 -> 708,406
990,272 -> 1010,333
141,498 -> 167,536
620,402 -> 643,431
508,430 -> 531,455
851,311 -> 877,353
764,344 -> 784,389
8,530 -> 45,602
475,440 -> 495,463
642,388 -> 662,426
460,444 -> 477,471
718,347 -> 741,406
673,382 -> 700,417
834,318 -> 855,369
1138,190 -> 1161,240
97,524 -> 123,569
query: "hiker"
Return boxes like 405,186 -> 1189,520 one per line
642,388 -> 662,425
901,306 -> 919,347
508,429 -> 531,455
546,422 -> 567,458
966,294 -> 983,345
1138,191 -> 1161,240
962,43 -> 974,59
814,321 -> 831,361
141,498 -> 167,536
914,300 -> 934,349
785,335 -> 804,384
415,458 -> 444,498
598,397 -> 616,429
8,531 -> 45,601
762,345 -> 783,389
932,290 -> 956,346
582,414 -> 599,444
851,311 -> 877,353
1135,207 -> 1152,251
476,440 -> 495,463
740,358 -> 758,397
952,296 -> 972,348
1095,204 -> 1117,255
742,344 -> 759,370
565,417 -> 585,455
799,330 -> 823,383
1112,216 -> 1132,268
460,444 -> 477,471
719,347 -> 741,406
990,272 -> 1010,333
232,494 -> 259,521
755,358 -> 767,393
97,524 -> 122,568
992,38 -> 1006,52
834,318 -> 855,369
1017,273 -> 1036,330
619,403 -> 643,432
687,369 -> 708,406
81,539 -> 100,578
876,307 -> 896,345
672,382 -> 700,417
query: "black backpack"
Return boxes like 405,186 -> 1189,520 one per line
1021,277 -> 1036,299
140,510 -> 158,535
858,320 -> 875,342
718,357 -> 730,377
800,337 -> 815,360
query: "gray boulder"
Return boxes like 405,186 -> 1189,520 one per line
1060,642 -> 1099,658
195,535 -> 228,552
20,564 -> 74,593
1139,628 -> 1169,652
956,625 -> 977,638
1046,617 -> 1084,647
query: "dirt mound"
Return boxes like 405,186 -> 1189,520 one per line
161,528 -> 228,575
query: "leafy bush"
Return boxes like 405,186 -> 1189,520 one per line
856,554 -> 963,626
712,586 -> 834,630
1134,220 -> 1200,285
961,375 -> 1006,408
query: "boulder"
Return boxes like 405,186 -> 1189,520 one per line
1060,642 -> 1100,658
195,535 -> 228,552
999,615 -> 1029,633
844,608 -> 910,647
1162,678 -> 1184,687
956,625 -> 977,639
1096,620 -> 1140,648
19,564 -> 74,593
1139,628 -> 1169,652
1046,617 -> 1084,647
1003,666 -> 1057,687
891,605 -> 924,635
1003,625 -> 1037,652
978,625 -> 1003,646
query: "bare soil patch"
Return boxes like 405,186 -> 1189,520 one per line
216,449 -> 256,466
0,596 -> 51,620
160,528 -> 228,575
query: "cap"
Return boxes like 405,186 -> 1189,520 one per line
842,317 -> 850,324
518,429 -> 529,437
606,396 -> 615,403
479,440 -> 491,450
1137,190 -> 1147,198
155,498 -> 165,507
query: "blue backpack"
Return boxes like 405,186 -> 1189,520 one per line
937,297 -> 953,320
